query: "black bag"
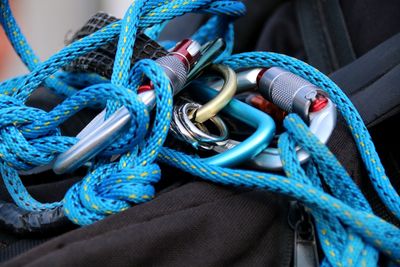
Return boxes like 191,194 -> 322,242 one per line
1,1 -> 399,266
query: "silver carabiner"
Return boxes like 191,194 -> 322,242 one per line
208,67 -> 337,171
53,39 -> 202,174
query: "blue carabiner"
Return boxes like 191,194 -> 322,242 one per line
189,82 -> 276,166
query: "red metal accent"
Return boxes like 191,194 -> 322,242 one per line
246,94 -> 287,123
310,94 -> 328,112
256,68 -> 268,86
138,84 -> 153,93
170,39 -> 201,68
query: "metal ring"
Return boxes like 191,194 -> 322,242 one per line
170,102 -> 229,150
190,64 -> 237,123
188,83 -> 276,167
181,103 -> 229,144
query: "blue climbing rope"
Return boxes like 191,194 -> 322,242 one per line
0,0 -> 399,266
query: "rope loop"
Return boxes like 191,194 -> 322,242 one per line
279,115 -> 378,266
62,58 -> 173,224
0,94 -> 56,170
63,162 -> 161,225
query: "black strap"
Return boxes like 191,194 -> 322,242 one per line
295,0 -> 356,74
331,32 -> 400,127
64,12 -> 167,79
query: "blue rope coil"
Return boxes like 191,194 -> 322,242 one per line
0,0 -> 399,265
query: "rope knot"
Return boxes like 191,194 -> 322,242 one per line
0,94 -> 60,170
62,58 -> 174,225
63,162 -> 161,225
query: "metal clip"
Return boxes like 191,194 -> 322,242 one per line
170,63 -> 276,166
187,83 -> 276,167
208,67 -> 337,171
53,39 -> 202,174
170,64 -> 236,149
189,64 -> 237,123
170,102 -> 229,150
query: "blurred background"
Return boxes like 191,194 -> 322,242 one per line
0,0 -> 132,80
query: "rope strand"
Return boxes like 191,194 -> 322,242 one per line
0,0 -> 399,265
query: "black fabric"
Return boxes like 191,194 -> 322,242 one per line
369,114 -> 400,223
340,0 -> 400,57
255,2 -> 306,60
232,0 -> 286,53
0,232 -> 47,264
295,0 -> 356,73
330,32 -> 400,127
1,1 -> 400,266
253,0 -> 400,70
3,182 -> 293,267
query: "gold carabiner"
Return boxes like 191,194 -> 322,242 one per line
189,64 -> 237,123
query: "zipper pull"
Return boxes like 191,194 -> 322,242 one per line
289,202 -> 319,267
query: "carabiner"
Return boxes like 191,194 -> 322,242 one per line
187,82 -> 276,167
170,64 -> 236,149
170,101 -> 230,150
53,39 -> 202,174
207,67 -> 337,171
189,64 -> 237,123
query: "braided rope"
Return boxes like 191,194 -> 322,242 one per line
0,0 -> 399,265
220,52 -> 400,219
0,0 -> 243,212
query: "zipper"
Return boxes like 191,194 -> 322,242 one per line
288,201 -> 319,267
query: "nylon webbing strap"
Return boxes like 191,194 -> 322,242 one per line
295,0 -> 356,74
64,12 -> 168,79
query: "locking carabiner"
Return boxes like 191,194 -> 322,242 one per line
53,39 -> 202,174
206,67 -> 337,171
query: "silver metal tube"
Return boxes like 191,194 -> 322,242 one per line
53,91 -> 155,174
